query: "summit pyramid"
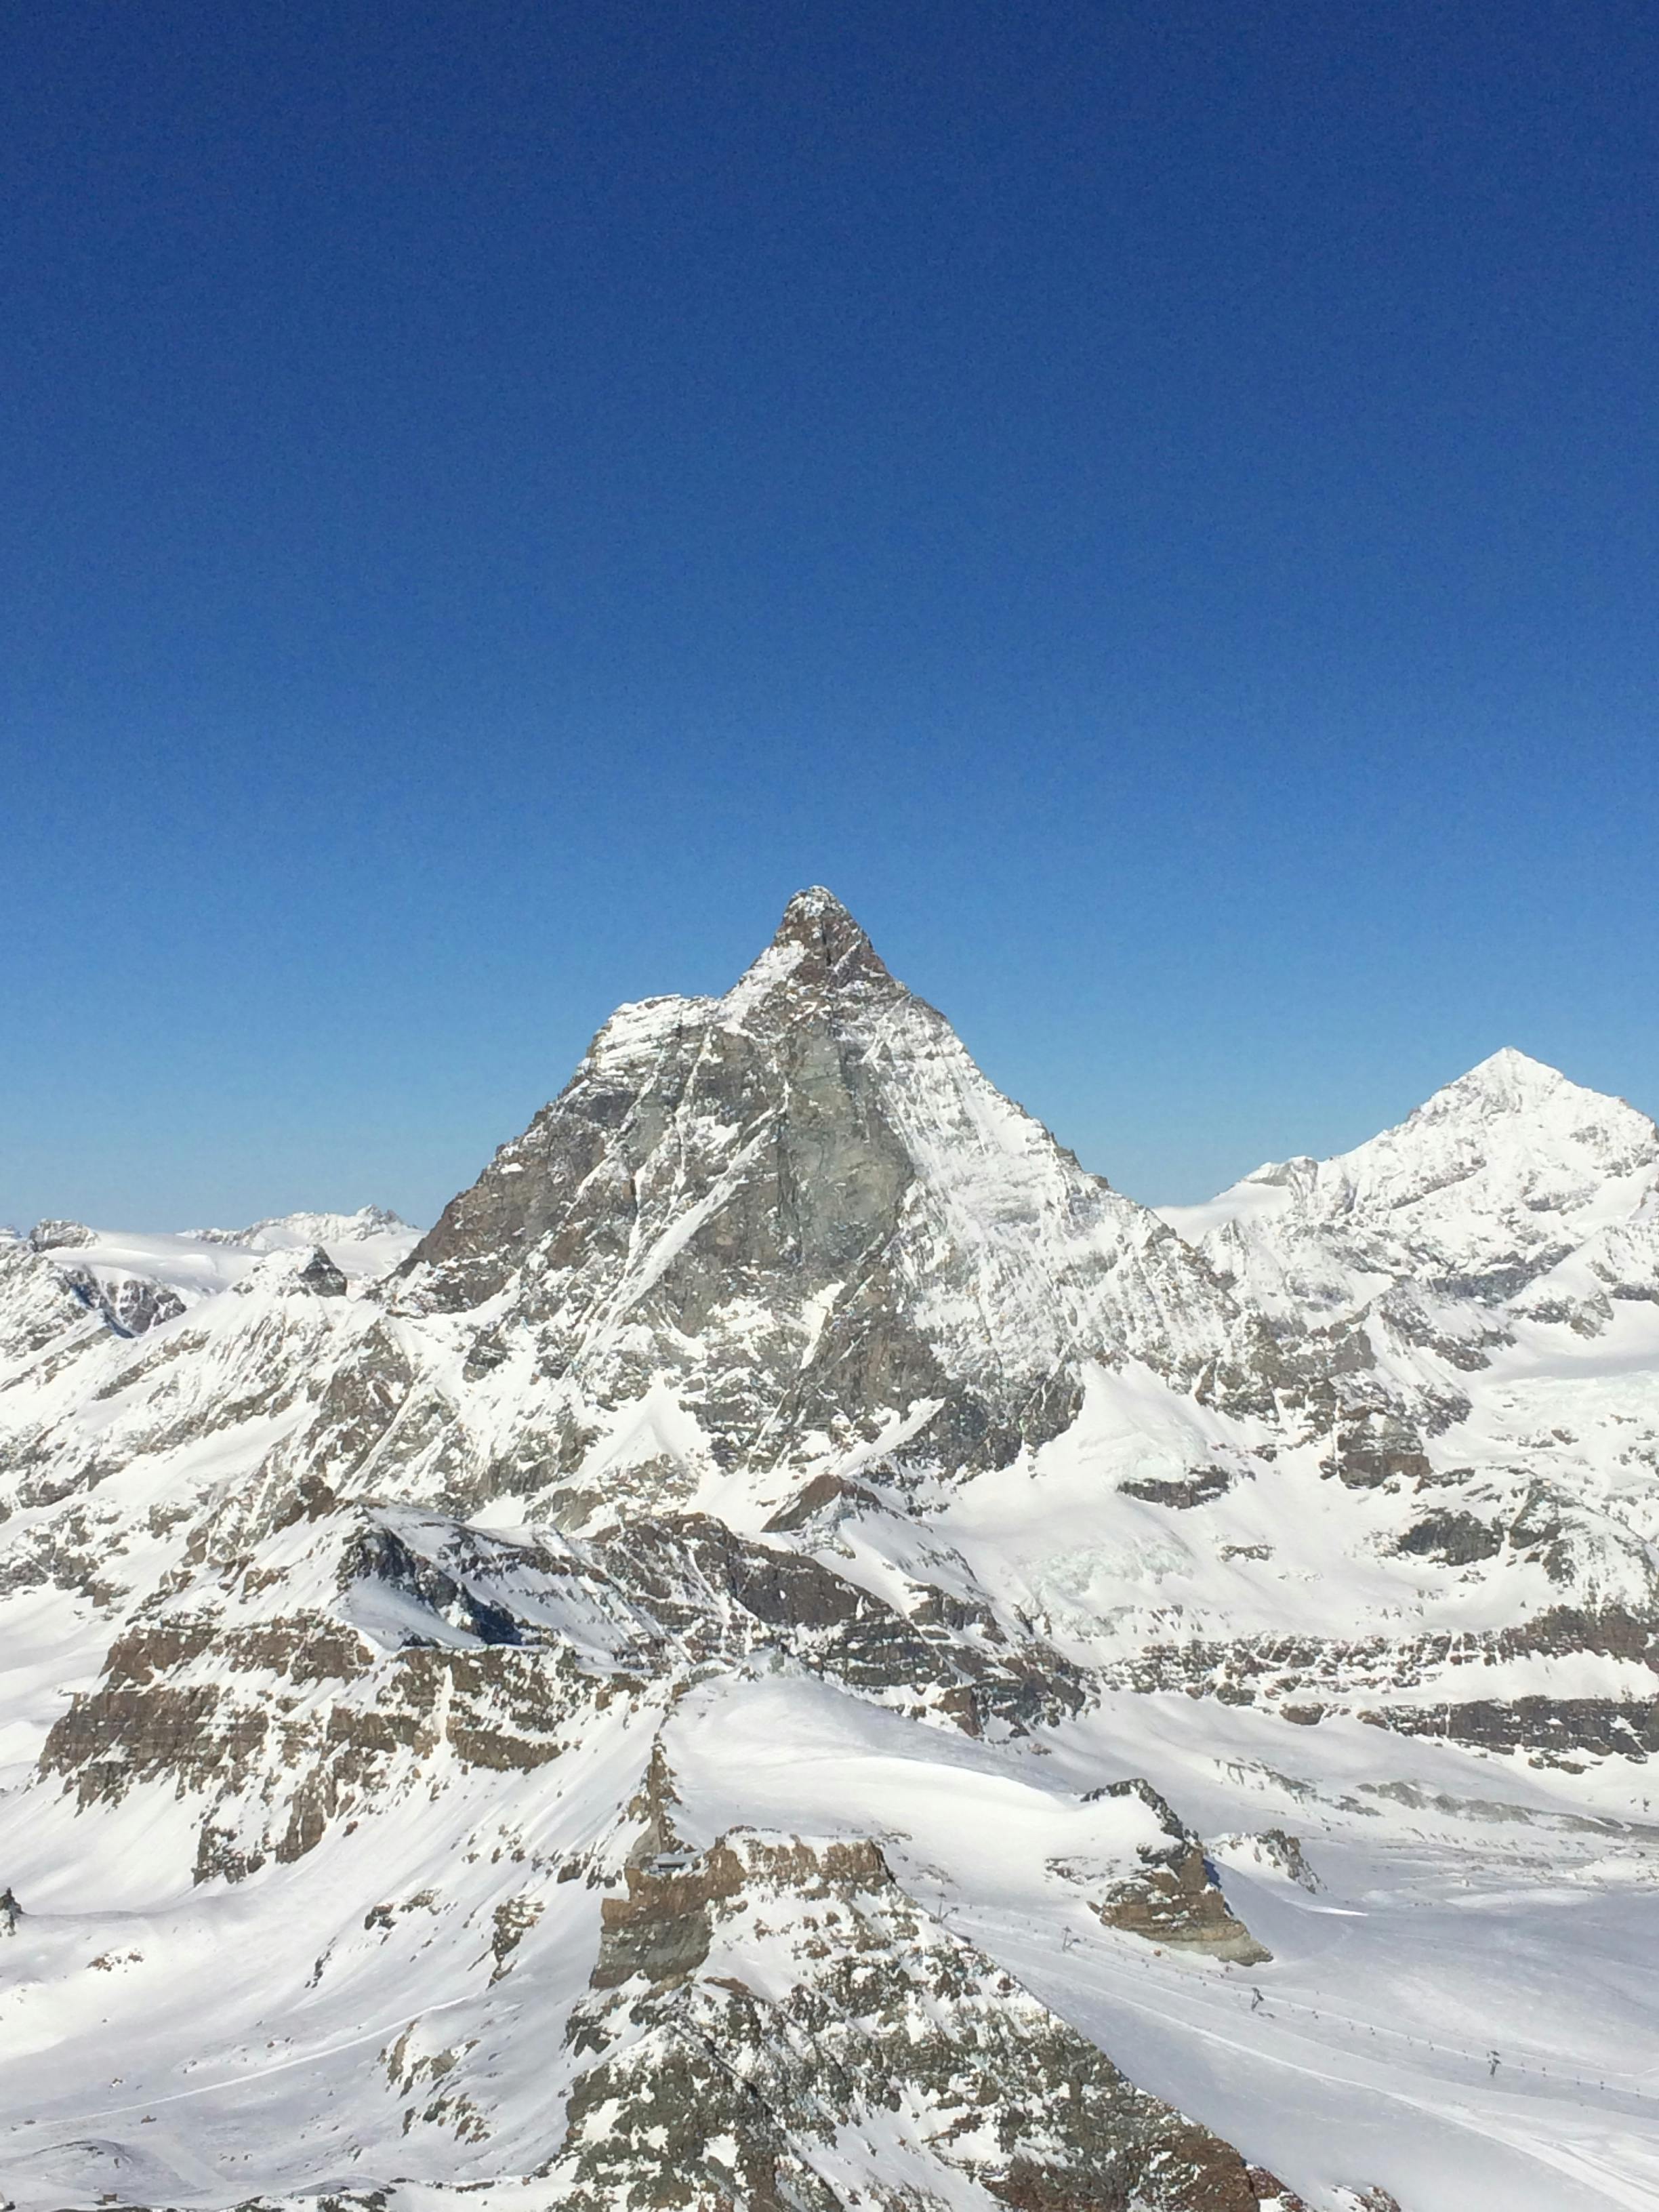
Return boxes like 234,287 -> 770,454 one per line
389,887 -> 1263,1529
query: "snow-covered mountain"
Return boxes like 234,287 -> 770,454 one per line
3,892 -> 1658,2212
1162,1047 -> 1659,1319
390,885 -> 1267,1521
12,1206 -> 420,1336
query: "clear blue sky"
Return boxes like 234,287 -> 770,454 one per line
3,1 -> 1656,1229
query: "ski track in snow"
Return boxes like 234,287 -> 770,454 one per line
981,1913 -> 1659,2212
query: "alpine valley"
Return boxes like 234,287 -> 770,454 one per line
4,889 -> 1659,2212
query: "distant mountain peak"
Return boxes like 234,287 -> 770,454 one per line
716,886 -> 897,1025
1167,1040 -> 1659,1312
399,883 -> 1249,1467
763,884 -> 890,986
1427,1046 -> 1573,1111
1471,1044 -> 1557,1080
779,882 -> 859,933
1403,1049 -> 1658,1161
28,1219 -> 94,1251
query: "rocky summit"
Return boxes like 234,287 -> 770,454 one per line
3,891 -> 1659,2212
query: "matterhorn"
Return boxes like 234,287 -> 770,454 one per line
3,890 -> 1658,2212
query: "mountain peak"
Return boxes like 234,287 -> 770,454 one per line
1415,1048 -> 1659,1145
1171,1040 -> 1659,1313
721,886 -> 895,1016
771,886 -> 886,975
1448,1046 -> 1568,1100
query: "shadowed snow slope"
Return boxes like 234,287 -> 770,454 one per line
4,894 -> 1659,2212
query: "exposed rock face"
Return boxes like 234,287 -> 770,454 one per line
1074,1782 -> 1271,1964
35,1500 -> 644,1876
1368,1695 -> 1659,1764
555,1823 -> 1284,2211
0,1234 -> 104,1365
1212,1829 -> 1320,1892
35,1498 -> 1086,1867
28,1220 -> 96,1251
54,1265 -> 188,1337
295,1247 -> 349,1298
395,887 -> 1263,1507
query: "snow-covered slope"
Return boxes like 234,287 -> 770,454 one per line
1162,1048 -> 1659,1317
12,1208 -> 421,1338
3,895 -> 1659,2211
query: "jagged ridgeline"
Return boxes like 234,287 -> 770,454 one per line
4,886 -> 1659,2212
389,884 -> 1274,1510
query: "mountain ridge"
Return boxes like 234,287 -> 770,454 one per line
3,889 -> 1658,2212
